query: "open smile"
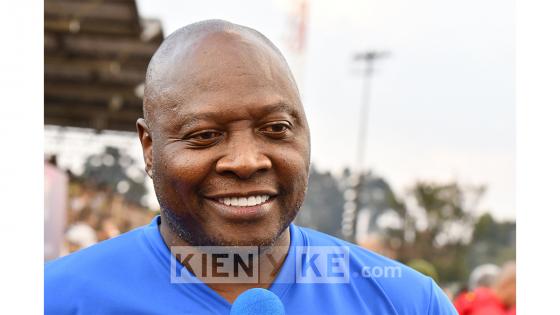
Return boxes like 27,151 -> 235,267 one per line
216,195 -> 271,207
205,193 -> 276,221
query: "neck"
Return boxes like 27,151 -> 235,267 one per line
158,215 -> 291,303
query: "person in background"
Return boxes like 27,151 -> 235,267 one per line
468,264 -> 501,290
454,261 -> 516,315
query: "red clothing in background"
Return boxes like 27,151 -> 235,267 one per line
454,287 -> 508,315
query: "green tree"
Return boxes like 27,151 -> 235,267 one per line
296,165 -> 345,237
393,181 -> 485,283
467,213 -> 516,271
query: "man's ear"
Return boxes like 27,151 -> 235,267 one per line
136,118 -> 154,178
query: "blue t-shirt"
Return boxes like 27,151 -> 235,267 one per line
45,216 -> 457,314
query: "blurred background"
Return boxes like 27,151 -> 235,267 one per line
44,0 -> 515,310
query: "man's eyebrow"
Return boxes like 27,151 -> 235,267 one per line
175,114 -> 210,133
258,102 -> 301,121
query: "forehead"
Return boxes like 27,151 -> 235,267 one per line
151,31 -> 302,127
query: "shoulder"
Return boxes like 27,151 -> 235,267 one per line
295,225 -> 409,272
44,226 -> 154,314
45,226 -> 150,295
45,225 -> 146,277
295,225 -> 426,282
294,225 -> 457,314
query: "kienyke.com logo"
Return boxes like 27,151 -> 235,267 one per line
170,246 -> 402,284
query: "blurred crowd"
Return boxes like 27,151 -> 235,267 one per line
45,157 -> 155,258
63,179 -> 155,253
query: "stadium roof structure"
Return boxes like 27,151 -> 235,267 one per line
45,0 -> 164,132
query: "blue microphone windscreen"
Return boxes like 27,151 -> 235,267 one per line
230,288 -> 285,315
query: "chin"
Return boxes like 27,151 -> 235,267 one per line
223,233 -> 279,247
209,223 -> 286,247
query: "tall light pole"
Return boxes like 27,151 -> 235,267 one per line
341,51 -> 388,242
354,51 -> 388,171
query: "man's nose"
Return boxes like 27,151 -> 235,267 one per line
215,135 -> 272,179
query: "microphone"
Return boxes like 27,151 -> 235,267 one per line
230,288 -> 285,315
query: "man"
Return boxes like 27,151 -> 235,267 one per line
45,20 -> 457,314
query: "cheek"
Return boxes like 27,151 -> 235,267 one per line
153,146 -> 214,200
273,144 -> 310,196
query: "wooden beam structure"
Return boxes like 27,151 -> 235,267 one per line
45,0 -> 163,132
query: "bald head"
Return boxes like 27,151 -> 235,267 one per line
143,19 -> 300,128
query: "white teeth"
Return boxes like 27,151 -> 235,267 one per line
217,195 -> 271,207
248,196 -> 256,205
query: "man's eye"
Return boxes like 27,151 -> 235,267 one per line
260,122 -> 291,137
185,131 -> 223,146
193,131 -> 221,140
261,123 -> 289,133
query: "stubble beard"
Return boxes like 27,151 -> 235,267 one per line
159,197 -> 299,248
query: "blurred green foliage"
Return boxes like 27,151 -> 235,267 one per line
297,167 -> 515,285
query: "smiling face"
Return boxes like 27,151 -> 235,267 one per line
138,28 -> 310,247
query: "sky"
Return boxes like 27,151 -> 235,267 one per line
46,0 -> 515,220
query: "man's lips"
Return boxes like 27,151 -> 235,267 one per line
204,191 -> 277,221
206,190 -> 278,206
